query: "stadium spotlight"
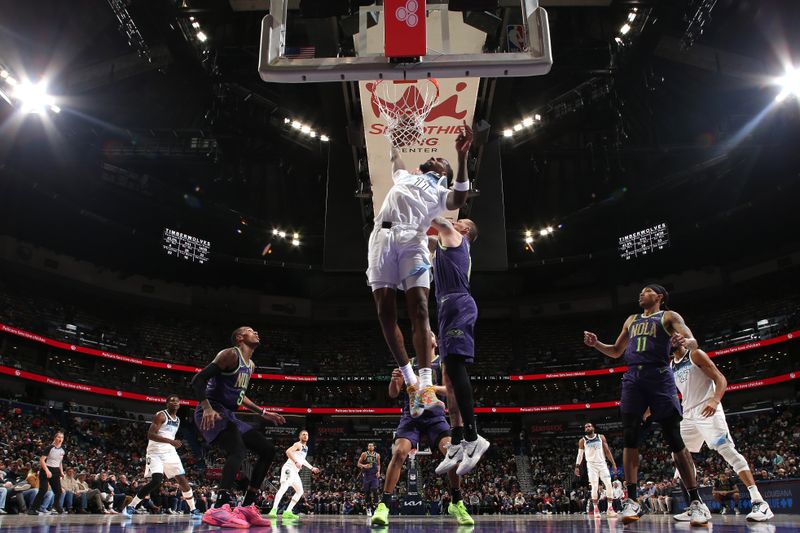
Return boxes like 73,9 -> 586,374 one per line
524,236 -> 533,244
619,23 -> 631,35
320,134 -> 330,142
513,123 -> 523,132
14,81 -> 56,114
279,231 -> 287,238
775,66 -> 800,103
522,117 -> 534,127
291,238 -> 300,246
503,128 -> 513,137
524,230 -> 532,238
196,31 -> 208,42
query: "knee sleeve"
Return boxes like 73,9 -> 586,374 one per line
715,442 -> 749,473
622,414 -> 641,448
661,416 -> 685,453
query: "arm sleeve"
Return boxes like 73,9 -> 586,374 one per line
191,363 -> 222,402
576,449 -> 584,466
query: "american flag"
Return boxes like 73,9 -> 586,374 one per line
284,46 -> 316,59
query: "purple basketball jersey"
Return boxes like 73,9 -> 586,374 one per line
624,311 -> 672,366
205,347 -> 254,411
432,236 -> 471,298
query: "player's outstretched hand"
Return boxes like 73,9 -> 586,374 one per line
312,467 -> 320,474
172,439 -> 183,449
583,331 -> 598,347
201,406 -> 222,431
455,121 -> 472,157
671,333 -> 687,348
262,411 -> 286,425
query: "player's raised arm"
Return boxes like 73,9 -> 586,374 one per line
691,348 -> 728,417
390,146 -> 406,173
583,315 -> 634,359
665,311 -> 699,351
445,122 -> 473,211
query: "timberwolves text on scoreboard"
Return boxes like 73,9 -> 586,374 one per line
162,228 -> 211,264
619,223 -> 669,260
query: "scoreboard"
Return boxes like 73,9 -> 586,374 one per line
162,228 -> 211,264
619,223 -> 669,260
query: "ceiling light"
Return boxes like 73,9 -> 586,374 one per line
524,236 -> 533,244
192,21 -> 201,29
309,131 -> 316,138
627,12 -> 636,22
775,67 -> 800,102
546,226 -> 554,233
14,81 -> 55,114
279,231 -> 286,238
503,129 -> 513,137
534,114 -> 542,121
293,232 -> 299,239
273,228 -> 279,235
522,117 -> 534,127
283,117 -> 290,124
615,37 -> 623,45
6,76 -> 17,86
320,134 -> 330,142
291,120 -> 301,130
524,230 -> 532,238
0,70 -> 7,79
196,31 -> 208,42
619,24 -> 631,35
513,123 -> 523,132
539,229 -> 549,236
291,239 -> 300,246
300,125 -> 311,134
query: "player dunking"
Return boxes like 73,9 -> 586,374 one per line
583,284 -> 711,526
191,327 -> 284,528
426,216 -> 489,476
268,429 -> 319,521
124,395 -> 201,519
574,422 -> 617,517
357,443 -> 381,515
371,354 -> 474,527
367,124 -> 473,418
670,344 -> 773,522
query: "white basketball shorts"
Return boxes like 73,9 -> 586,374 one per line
367,225 -> 431,291
144,451 -> 185,479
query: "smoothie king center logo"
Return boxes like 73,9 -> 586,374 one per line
366,81 -> 470,145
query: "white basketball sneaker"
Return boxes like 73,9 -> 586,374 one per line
673,506 -> 692,521
435,442 -> 463,475
689,500 -> 711,527
620,498 -> 643,524
746,501 -> 774,522
455,435 -> 490,476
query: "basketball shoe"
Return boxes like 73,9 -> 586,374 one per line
607,507 -> 618,517
234,504 -> 271,526
688,499 -> 711,527
371,503 -> 389,527
435,441 -> 463,475
448,500 -> 475,526
620,498 -> 643,524
456,435 -> 490,476
281,510 -> 299,521
747,501 -> 774,522
267,508 -> 278,518
201,504 -> 249,529
410,385 -> 444,418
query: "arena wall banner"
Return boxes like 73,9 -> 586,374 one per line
2,321 -> 796,383
0,364 -> 795,416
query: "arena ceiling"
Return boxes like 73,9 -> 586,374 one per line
0,0 -> 798,296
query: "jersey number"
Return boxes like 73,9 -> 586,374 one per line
635,337 -> 647,352
236,390 -> 246,406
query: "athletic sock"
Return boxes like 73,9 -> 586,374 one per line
183,491 -> 196,511
747,485 -> 763,503
451,426 -> 464,445
129,496 -> 141,508
451,488 -> 462,504
626,483 -> 637,501
382,493 -> 392,506
242,488 -> 258,507
418,368 -> 433,388
400,363 -> 416,386
687,487 -> 702,503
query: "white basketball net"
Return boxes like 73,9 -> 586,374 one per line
368,79 -> 440,148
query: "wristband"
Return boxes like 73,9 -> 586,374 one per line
453,180 -> 470,192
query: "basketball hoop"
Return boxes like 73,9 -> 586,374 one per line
368,79 -> 440,148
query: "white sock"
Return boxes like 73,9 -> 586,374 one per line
182,490 -> 196,511
399,363 -> 416,386
286,496 -> 300,512
418,368 -> 432,388
129,496 -> 141,508
747,485 -> 763,503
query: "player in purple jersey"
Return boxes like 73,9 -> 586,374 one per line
426,216 -> 489,477
357,443 -> 381,515
191,327 -> 286,528
583,285 -> 710,526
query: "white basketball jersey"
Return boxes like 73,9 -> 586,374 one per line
146,410 -> 180,455
671,351 -> 718,415
375,170 -> 450,229
284,442 -> 308,471
583,435 -> 606,464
